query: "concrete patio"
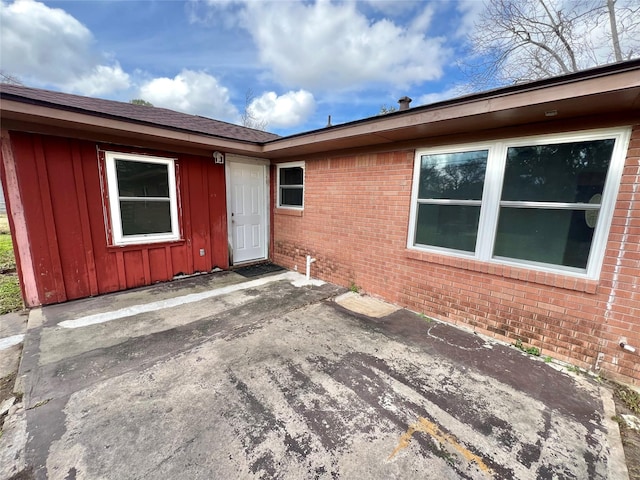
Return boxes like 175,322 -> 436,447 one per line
0,270 -> 628,479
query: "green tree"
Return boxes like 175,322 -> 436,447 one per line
129,99 -> 154,107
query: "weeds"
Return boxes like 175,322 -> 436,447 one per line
349,282 -> 360,293
615,384 -> 640,415
514,338 -> 541,356
418,313 -> 432,323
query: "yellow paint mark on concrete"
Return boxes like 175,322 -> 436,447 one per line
388,417 -> 492,475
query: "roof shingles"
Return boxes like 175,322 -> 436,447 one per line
0,84 -> 279,143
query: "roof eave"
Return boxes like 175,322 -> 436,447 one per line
0,98 -> 265,155
264,62 -> 640,157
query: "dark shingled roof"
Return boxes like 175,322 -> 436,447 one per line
0,84 -> 280,144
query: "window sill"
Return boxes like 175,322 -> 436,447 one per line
404,249 -> 599,294
275,208 -> 303,217
107,239 -> 186,252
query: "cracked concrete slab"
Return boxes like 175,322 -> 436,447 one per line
12,271 -> 627,480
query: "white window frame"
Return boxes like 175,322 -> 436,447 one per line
105,151 -> 180,246
277,161 -> 305,209
407,127 -> 631,280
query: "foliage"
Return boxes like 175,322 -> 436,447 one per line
130,99 -> 154,107
466,0 -> 640,88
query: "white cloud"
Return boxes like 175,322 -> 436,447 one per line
248,90 -> 316,128
65,64 -> 131,96
139,70 -> 239,121
0,0 -> 130,94
206,1 -> 449,91
416,85 -> 470,106
456,0 -> 486,39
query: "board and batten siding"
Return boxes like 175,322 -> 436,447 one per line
0,131 -> 228,306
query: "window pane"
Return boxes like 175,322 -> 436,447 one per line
280,187 -> 303,207
280,167 -> 303,186
116,160 -> 170,197
418,150 -> 488,200
501,139 -> 614,203
494,207 -> 596,269
415,204 -> 480,252
120,200 -> 172,235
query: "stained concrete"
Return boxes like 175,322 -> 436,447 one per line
7,270 -> 628,479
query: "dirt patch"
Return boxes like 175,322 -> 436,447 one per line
0,372 -> 21,435
0,372 -> 19,405
612,382 -> 640,479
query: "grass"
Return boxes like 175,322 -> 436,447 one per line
0,234 -> 15,271
0,219 -> 22,314
0,276 -> 22,314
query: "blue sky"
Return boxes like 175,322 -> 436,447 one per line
2,0 -> 484,135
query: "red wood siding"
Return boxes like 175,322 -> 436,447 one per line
6,132 -> 228,305
272,125 -> 640,385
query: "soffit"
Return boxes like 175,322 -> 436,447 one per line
263,73 -> 640,158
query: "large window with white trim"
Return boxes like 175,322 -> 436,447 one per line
105,151 -> 180,246
277,161 -> 305,209
408,128 -> 631,279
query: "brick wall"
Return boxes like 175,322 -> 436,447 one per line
600,125 -> 640,383
272,125 -> 640,384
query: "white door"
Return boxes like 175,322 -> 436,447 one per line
228,161 -> 268,264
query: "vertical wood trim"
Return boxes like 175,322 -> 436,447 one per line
0,130 -> 40,306
164,246 -> 173,277
142,249 -> 151,284
116,251 -> 127,289
180,161 -> 194,273
33,135 -> 67,302
71,143 -> 99,296
202,160 -> 212,267
269,164 -> 276,261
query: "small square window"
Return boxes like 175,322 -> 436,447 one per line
105,152 -> 180,245
277,162 -> 304,209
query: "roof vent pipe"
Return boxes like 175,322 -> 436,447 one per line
398,96 -> 412,111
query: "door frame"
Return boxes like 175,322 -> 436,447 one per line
225,155 -> 270,266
